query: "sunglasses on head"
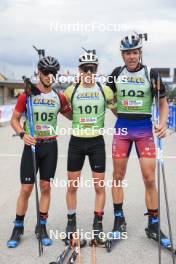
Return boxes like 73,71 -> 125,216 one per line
41,69 -> 56,76
80,65 -> 97,73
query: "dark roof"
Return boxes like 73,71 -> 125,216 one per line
0,79 -> 25,89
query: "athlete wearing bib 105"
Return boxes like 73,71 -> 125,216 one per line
107,32 -> 169,246
7,56 -> 71,249
16,88 -> 70,184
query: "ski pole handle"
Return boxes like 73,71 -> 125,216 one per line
23,77 -> 35,151
26,97 -> 35,153
157,73 -> 160,92
152,75 -> 160,92
32,45 -> 45,59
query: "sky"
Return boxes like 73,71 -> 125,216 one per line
0,0 -> 176,79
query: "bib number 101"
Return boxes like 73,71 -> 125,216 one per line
78,105 -> 98,114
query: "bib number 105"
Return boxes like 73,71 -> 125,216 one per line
34,112 -> 54,121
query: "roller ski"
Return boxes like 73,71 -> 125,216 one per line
49,244 -> 71,264
58,214 -> 87,263
105,231 -> 123,252
145,218 -> 176,255
66,241 -> 80,264
66,236 -> 86,264
105,211 -> 127,252
67,238 -> 87,264
35,219 -> 52,246
7,220 -> 24,248
50,234 -> 86,264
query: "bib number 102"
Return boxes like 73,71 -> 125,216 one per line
78,105 -> 98,114
121,90 -> 144,97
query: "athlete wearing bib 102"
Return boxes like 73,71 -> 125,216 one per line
107,65 -> 166,159
106,32 -> 169,246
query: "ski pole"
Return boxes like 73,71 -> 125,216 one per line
156,75 -> 175,264
154,74 -> 162,264
81,47 -> 96,55
23,76 -> 43,257
32,45 -> 45,59
31,46 -> 45,256
135,32 -> 148,64
91,240 -> 96,264
161,153 -> 176,263
32,45 -> 45,77
77,236 -> 81,264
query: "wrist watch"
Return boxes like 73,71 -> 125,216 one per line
19,132 -> 25,139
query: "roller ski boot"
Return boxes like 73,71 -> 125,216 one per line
112,211 -> 127,238
64,214 -> 77,245
7,220 -> 24,248
35,219 -> 52,246
89,215 -> 106,247
105,211 -> 127,252
145,217 -> 176,254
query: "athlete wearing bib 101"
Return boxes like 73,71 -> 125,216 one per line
107,65 -> 166,159
65,82 -> 114,172
64,50 -> 116,244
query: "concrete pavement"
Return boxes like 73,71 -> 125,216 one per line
0,112 -> 176,264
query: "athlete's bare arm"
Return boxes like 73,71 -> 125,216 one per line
111,108 -> 118,117
154,97 -> 168,138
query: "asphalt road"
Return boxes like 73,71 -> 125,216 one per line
0,112 -> 176,264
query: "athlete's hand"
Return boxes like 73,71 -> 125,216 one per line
154,124 -> 167,138
23,134 -> 36,146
